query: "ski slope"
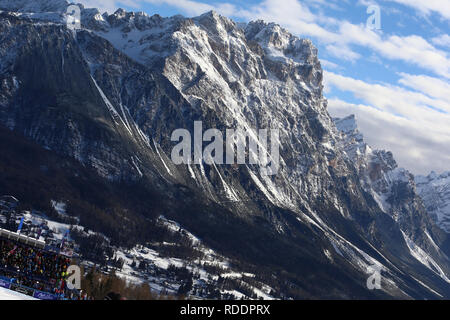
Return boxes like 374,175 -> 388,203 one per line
0,287 -> 37,300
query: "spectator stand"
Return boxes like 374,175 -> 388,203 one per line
0,227 -> 81,300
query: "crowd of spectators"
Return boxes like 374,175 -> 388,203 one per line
0,237 -> 71,296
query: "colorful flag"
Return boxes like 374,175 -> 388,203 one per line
17,217 -> 24,234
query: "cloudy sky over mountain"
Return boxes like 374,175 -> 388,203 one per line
78,0 -> 450,175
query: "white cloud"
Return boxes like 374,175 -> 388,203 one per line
237,0 -> 340,43
432,34 -> 450,48
325,71 -> 450,116
320,59 -> 340,70
336,22 -> 450,79
398,73 -> 450,103
325,44 -> 361,61
143,0 -> 215,16
383,0 -> 450,20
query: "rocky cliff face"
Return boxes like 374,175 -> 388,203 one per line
335,115 -> 442,236
335,115 -> 450,285
1,0 -> 450,299
416,172 -> 450,233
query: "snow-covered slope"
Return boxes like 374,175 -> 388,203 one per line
0,287 -> 37,300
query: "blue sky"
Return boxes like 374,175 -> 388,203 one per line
79,0 -> 450,175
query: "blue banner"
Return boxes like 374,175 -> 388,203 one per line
17,217 -> 24,233
0,275 -> 60,300
33,290 -> 58,300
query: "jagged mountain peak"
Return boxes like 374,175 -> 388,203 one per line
335,114 -> 399,171
112,7 -> 127,17
335,114 -> 417,215
104,7 -> 160,31
335,115 -> 368,160
334,114 -> 358,134
108,7 -> 153,23
194,10 -> 239,36
197,9 -> 224,21
245,19 -> 318,64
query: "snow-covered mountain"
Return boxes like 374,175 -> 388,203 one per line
335,115 -> 450,284
335,115 -> 434,231
416,172 -> 450,233
0,0 -> 450,299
